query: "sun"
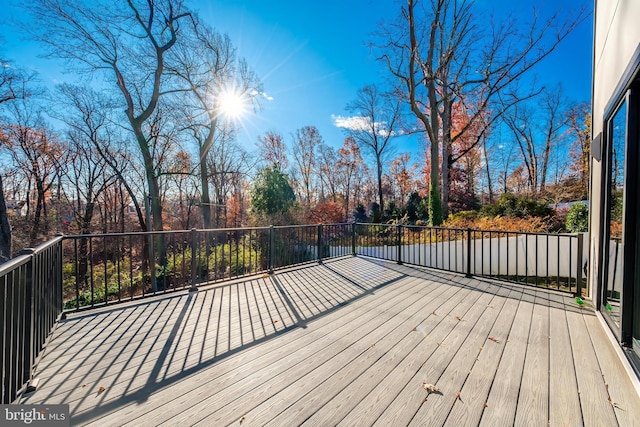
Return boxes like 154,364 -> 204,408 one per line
218,88 -> 247,120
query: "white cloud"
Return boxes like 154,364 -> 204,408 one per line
251,90 -> 274,101
332,114 -> 401,137
331,114 -> 372,132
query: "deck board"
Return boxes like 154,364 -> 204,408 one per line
514,294 -> 549,427
442,287 -> 522,427
18,256 -> 640,427
349,279 -> 496,427
566,308 -> 619,427
479,297 -> 533,426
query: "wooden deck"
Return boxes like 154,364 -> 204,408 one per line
21,257 -> 640,426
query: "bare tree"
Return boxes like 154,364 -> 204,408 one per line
1,102 -> 64,245
344,84 -> 402,213
337,137 -> 366,218
291,126 -> 322,210
257,130 -> 288,169
317,143 -> 339,203
0,163 -> 11,262
207,139 -> 252,227
566,102 -> 591,199
503,87 -> 566,195
169,18 -> 262,228
26,0 -> 193,263
0,55 -> 35,261
54,84 -> 148,233
378,0 -> 588,223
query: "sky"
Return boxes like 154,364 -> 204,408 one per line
0,0 -> 593,164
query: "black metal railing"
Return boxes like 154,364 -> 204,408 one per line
354,223 -> 586,296
61,224 -> 354,312
1,221 -> 589,403
1,236 -> 64,404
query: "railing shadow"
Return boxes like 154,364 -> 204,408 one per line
24,256 -> 426,424
24,255 -> 594,424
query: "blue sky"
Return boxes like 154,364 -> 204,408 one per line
193,0 -> 593,157
1,0 -> 593,161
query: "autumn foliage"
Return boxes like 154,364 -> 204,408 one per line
305,201 -> 345,224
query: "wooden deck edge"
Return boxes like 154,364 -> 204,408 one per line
594,311 -> 640,398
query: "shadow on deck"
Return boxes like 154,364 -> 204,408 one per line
21,256 -> 640,426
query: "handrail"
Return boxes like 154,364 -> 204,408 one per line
1,237 -> 64,403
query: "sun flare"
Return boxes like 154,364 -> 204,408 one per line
218,89 -> 247,120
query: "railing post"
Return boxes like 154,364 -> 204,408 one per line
397,224 -> 403,265
19,247 -> 35,392
269,225 -> 274,274
189,228 -> 198,292
351,222 -> 356,256
317,224 -> 323,264
466,228 -> 472,278
576,233 -> 584,297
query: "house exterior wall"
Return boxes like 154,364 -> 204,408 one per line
590,0 -> 640,302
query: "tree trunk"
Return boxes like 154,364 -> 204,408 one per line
377,157 -> 384,213
441,99 -> 452,219
482,135 -> 493,203
30,177 -> 46,246
200,152 -> 212,229
0,176 -> 12,262
428,86 -> 442,225
133,125 -> 166,266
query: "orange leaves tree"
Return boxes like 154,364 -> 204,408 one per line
337,137 -> 367,219
389,153 -> 418,209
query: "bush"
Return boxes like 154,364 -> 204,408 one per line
479,193 -> 553,219
444,214 -> 550,233
565,203 -> 589,233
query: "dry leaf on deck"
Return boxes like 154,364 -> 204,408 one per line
488,336 -> 500,343
97,386 -> 106,396
422,383 -> 439,393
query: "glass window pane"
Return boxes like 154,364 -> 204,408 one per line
604,100 -> 627,327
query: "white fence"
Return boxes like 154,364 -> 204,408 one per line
354,232 -> 588,291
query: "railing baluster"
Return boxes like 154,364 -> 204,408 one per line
466,228 -> 472,278
189,228 -> 198,292
576,234 -> 584,297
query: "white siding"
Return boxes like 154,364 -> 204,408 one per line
590,0 -> 640,300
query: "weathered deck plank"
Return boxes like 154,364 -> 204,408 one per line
18,257 -> 640,427
156,277 -> 429,427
